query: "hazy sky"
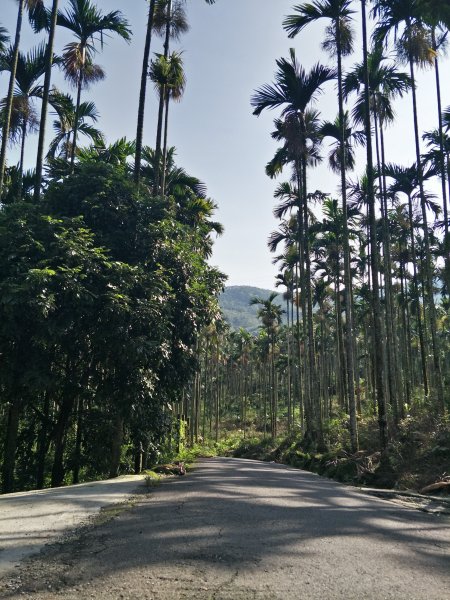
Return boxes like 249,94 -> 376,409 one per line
1,1 -> 449,289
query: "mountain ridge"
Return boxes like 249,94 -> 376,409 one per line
219,285 -> 284,331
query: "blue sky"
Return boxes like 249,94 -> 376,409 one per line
1,1 -> 449,289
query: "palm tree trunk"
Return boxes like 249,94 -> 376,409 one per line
335,273 -> 346,408
294,171 -> 305,430
51,395 -> 76,487
34,0 -> 59,201
399,257 -> 412,408
36,392 -> 51,489
286,296 -> 292,432
406,191 -> 429,395
70,60 -> 84,169
161,92 -> 170,195
300,141 -> 321,447
153,95 -> 166,194
432,28 -> 450,291
408,54 -> 444,411
1,397 -> 21,493
374,109 -> 398,423
109,413 -> 124,479
72,397 -> 83,484
202,339 -> 208,441
336,23 -> 358,452
379,121 -> 405,419
263,364 -> 268,438
215,352 -> 220,442
134,0 -> 157,184
19,117 -> 27,181
153,0 -> 172,195
271,336 -> 276,438
361,0 -> 388,448
0,0 -> 25,200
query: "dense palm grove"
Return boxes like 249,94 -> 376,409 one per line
1,1 -> 450,494
0,0 -> 223,493
192,1 -> 450,469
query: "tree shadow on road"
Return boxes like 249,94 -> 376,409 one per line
2,458 -> 450,598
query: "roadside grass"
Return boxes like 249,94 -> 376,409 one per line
143,470 -> 162,489
209,411 -> 450,494
152,406 -> 449,494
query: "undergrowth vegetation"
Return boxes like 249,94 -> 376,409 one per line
179,409 -> 450,493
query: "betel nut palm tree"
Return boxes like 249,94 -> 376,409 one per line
384,161 -> 437,396
134,0 -> 157,184
250,293 -> 283,439
251,50 -> 334,449
134,0 -> 216,185
46,93 -> 103,160
0,0 -> 46,200
33,0 -> 60,201
160,51 -> 186,195
373,0 -> 444,411
152,0 -> 188,195
56,0 -> 131,168
358,0 -> 388,448
283,0 -> 360,452
418,1 -> 450,288
0,43 -> 47,179
344,47 -> 413,423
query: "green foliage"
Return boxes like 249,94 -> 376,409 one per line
144,470 -> 162,488
217,409 -> 450,492
0,161 -> 224,492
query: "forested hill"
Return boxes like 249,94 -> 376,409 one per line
219,286 -> 284,331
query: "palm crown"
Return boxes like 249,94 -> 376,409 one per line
251,49 -> 335,119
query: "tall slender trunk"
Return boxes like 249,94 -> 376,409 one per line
335,273 -> 346,408
1,397 -> 21,493
19,117 -> 27,181
361,0 -> 387,448
406,193 -> 429,395
36,392 -> 51,489
153,0 -> 172,195
161,92 -> 170,195
408,54 -> 444,411
294,168 -> 305,430
70,54 -> 85,170
51,395 -> 76,487
263,364 -> 268,438
286,297 -> 292,432
0,0 -> 24,200
109,413 -> 124,478
336,22 -> 358,453
215,352 -> 220,442
72,397 -> 83,484
399,258 -> 412,407
271,332 -> 277,438
134,0 -> 157,184
432,29 -> 450,291
34,0 -> 59,201
202,339 -> 208,440
300,133 -> 321,447
374,109 -> 397,422
379,120 -> 404,420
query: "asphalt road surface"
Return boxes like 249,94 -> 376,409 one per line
2,458 -> 450,599
0,475 -> 144,577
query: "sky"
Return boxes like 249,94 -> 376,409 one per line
1,0 -> 449,290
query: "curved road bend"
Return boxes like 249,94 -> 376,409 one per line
2,457 -> 450,599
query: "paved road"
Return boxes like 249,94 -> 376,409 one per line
2,458 -> 450,599
0,475 -> 144,577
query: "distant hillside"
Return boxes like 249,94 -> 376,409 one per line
219,286 -> 284,332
